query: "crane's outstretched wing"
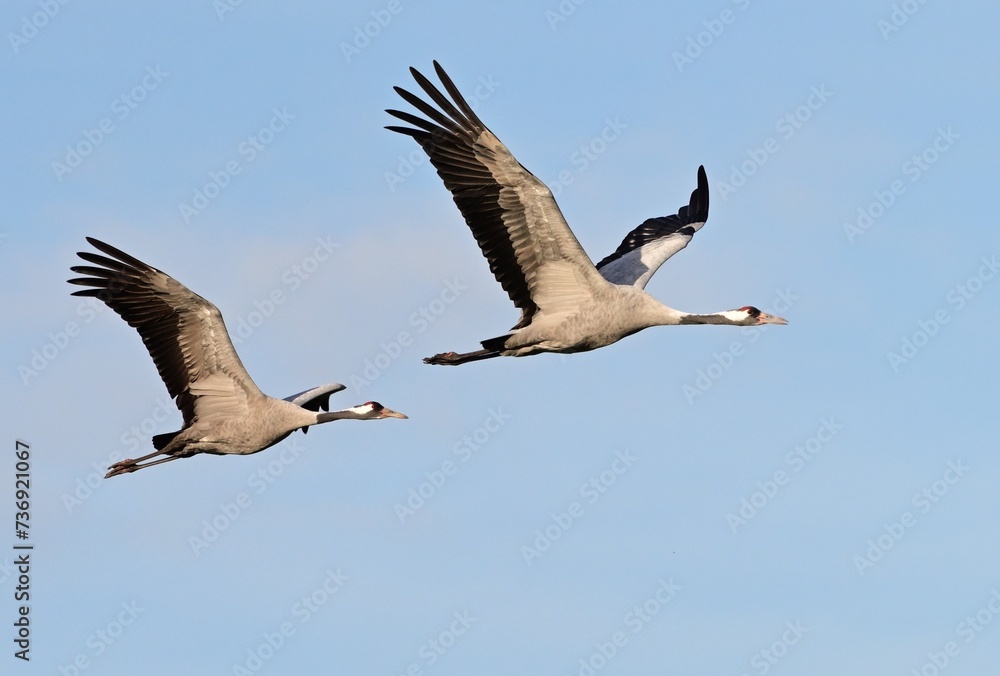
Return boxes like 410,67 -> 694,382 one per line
595,165 -> 709,289
386,62 -> 605,328
68,237 -> 264,426
283,383 -> 346,411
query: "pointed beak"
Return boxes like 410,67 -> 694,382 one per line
756,312 -> 788,326
381,408 -> 408,420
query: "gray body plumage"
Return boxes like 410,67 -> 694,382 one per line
500,284 -> 682,356
153,397 -> 320,458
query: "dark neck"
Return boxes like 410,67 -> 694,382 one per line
678,312 -> 737,325
317,409 -> 368,423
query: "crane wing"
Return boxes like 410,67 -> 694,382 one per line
386,62 -> 605,328
595,165 -> 709,289
68,237 -> 264,427
283,383 -> 346,411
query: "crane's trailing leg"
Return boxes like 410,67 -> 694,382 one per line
424,349 -> 500,365
106,454 -> 185,479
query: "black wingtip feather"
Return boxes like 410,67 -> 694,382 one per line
431,61 -> 486,130
68,288 -> 100,297
594,165 -> 710,273
81,237 -> 150,270
385,62 -> 541,323
690,165 -> 709,223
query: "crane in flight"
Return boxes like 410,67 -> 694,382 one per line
386,62 -> 787,366
69,238 -> 407,478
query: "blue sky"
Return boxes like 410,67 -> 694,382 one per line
3,1 -> 999,674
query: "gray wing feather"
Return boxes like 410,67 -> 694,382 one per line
284,383 -> 346,411
386,62 -> 604,328
596,166 -> 709,289
68,237 -> 263,426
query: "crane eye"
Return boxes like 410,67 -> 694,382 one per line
739,306 -> 761,317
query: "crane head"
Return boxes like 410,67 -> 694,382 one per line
736,306 -> 788,326
355,401 -> 409,420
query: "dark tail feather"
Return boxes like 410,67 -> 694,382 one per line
480,334 -> 510,352
423,349 -> 500,366
152,430 -> 180,450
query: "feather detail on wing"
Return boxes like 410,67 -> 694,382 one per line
386,62 -> 604,328
595,165 -> 709,289
68,237 -> 263,426
283,383 -> 346,411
